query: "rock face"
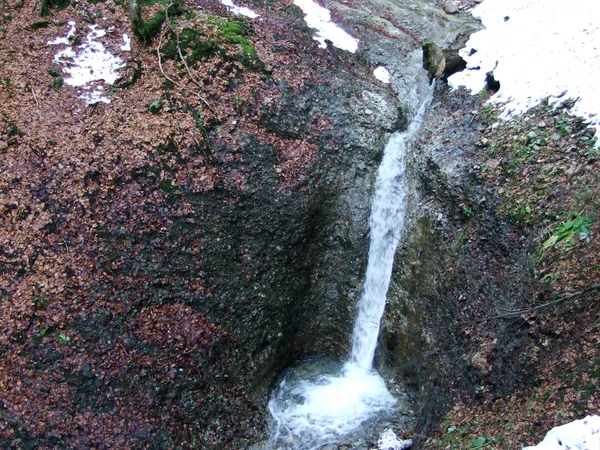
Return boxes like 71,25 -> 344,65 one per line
378,84 -> 536,442
422,32 -> 471,83
422,41 -> 447,82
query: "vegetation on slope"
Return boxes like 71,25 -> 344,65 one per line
416,91 -> 600,449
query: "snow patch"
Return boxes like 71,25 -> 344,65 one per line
47,21 -> 76,45
120,34 -> 131,51
449,0 -> 600,146
293,0 -> 358,53
377,429 -> 412,450
48,22 -> 125,105
523,415 -> 600,450
374,66 -> 390,84
219,0 -> 260,18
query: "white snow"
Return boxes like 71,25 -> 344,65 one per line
219,0 -> 260,19
47,21 -> 76,45
523,415 -> 600,450
377,429 -> 413,450
293,0 -> 359,53
449,0 -> 600,145
120,33 -> 131,51
374,66 -> 391,83
49,22 -> 125,105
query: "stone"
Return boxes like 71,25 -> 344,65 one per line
422,41 -> 446,82
486,158 -> 501,170
443,2 -> 459,14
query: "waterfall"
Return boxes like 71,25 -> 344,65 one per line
265,85 -> 433,450
350,96 -> 433,369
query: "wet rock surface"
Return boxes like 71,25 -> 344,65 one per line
370,84 -> 534,443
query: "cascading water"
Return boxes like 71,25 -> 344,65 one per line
266,83 -> 433,450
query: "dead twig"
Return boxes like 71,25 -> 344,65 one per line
165,8 -> 203,92
31,87 -> 41,116
157,22 -> 181,89
416,283 -> 600,331
118,342 -> 130,357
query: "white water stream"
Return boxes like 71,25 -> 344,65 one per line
266,87 -> 433,450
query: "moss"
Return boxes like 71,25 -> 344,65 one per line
218,22 -> 257,57
162,17 -> 263,70
31,21 -> 50,30
133,2 -> 184,40
163,28 -> 216,65
142,9 -> 167,39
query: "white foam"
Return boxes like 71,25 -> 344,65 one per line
49,22 -> 125,104
268,362 -> 397,450
219,0 -> 260,18
523,415 -> 600,450
293,0 -> 358,53
449,0 -> 600,145
374,66 -> 391,84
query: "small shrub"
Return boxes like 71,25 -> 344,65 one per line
543,214 -> 594,250
52,77 -> 64,88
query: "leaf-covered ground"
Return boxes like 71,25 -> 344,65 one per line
0,0 -> 358,446
420,93 -> 600,449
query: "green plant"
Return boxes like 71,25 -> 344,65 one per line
4,77 -> 13,98
33,296 -> 50,309
556,121 -> 571,136
52,77 -> 64,88
7,123 -> 22,136
148,99 -> 164,113
509,203 -> 532,224
461,204 -> 473,218
233,94 -> 243,114
479,104 -> 497,123
543,214 -> 595,250
541,271 -> 561,282
57,333 -> 70,345
471,437 -> 486,448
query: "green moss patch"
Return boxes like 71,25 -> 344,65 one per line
161,15 -> 263,70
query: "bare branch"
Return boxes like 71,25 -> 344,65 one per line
416,283 -> 600,331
